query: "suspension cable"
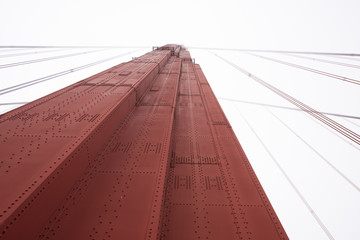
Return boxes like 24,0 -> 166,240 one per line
267,108 -> 360,192
245,52 -> 360,85
0,48 -> 34,53
0,48 -> 109,69
343,118 -> 360,128
0,102 -> 28,106
188,46 -> 360,57
299,108 -> 360,152
331,55 -> 360,62
286,54 -> 360,69
235,107 -> 335,240
3,45 -> 360,57
0,48 -> 75,59
0,50 -> 138,96
0,45 -> 150,49
218,97 -> 360,120
213,52 -> 360,145
219,97 -> 360,151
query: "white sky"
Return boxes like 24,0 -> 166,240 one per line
0,0 -> 360,239
1,0 -> 360,52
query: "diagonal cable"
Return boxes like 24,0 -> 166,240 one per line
235,107 -> 335,240
218,97 -> 360,120
0,48 -> 74,59
213,52 -> 360,145
0,48 -> 109,69
267,107 -> 360,192
0,50 -> 138,96
245,52 -> 360,85
285,53 -> 360,69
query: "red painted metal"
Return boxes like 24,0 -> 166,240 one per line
0,45 -> 288,239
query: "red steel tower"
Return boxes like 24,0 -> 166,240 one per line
0,45 -> 288,239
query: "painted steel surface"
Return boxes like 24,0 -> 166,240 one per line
0,46 -> 288,239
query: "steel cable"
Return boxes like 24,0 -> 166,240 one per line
219,97 -> 360,151
218,97 -> 360,120
3,46 -> 360,57
189,46 -> 360,57
213,52 -> 360,145
0,45 -> 150,49
0,48 -> 74,59
246,52 -> 360,85
285,54 -> 360,69
0,48 -> 33,53
331,55 -> 360,62
0,50 -> 138,96
0,49 -> 109,69
343,118 -> 360,128
235,107 -> 335,240
0,102 -> 28,106
267,108 -> 360,192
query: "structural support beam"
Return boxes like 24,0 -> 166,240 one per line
0,45 -> 288,239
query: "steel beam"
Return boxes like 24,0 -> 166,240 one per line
0,45 -> 288,239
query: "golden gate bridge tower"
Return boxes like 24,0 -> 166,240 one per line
0,44 -> 291,239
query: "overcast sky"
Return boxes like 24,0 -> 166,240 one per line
1,0 -> 360,52
0,0 -> 359,239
